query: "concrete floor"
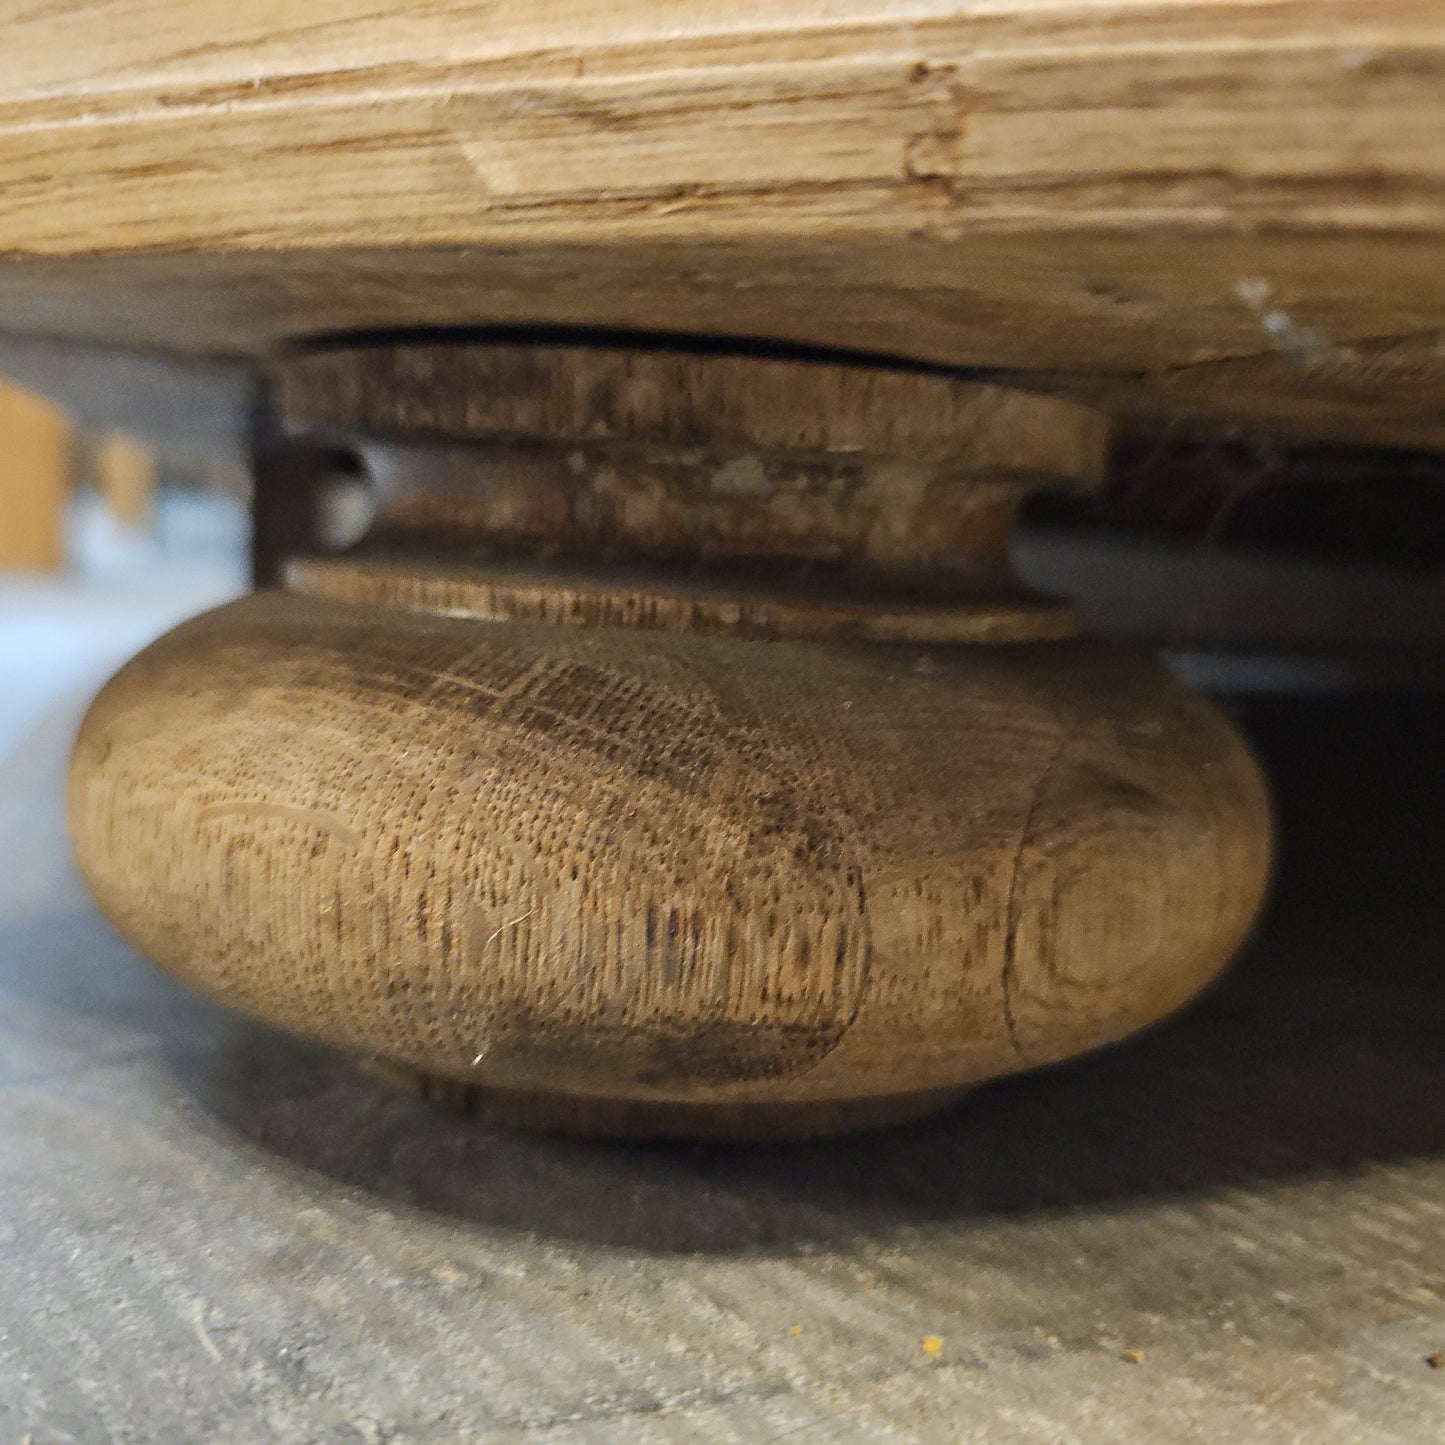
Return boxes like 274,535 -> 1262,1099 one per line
1,592 -> 1443,1441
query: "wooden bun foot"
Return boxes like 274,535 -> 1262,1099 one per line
68,341 -> 1272,1140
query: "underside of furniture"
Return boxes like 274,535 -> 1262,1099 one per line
3,1 -> 1445,450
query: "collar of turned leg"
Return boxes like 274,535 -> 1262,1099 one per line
274,339 -> 1106,645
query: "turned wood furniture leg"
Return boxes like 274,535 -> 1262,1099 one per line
69,340 -> 1272,1141
93,431 -> 156,532
0,377 -> 72,573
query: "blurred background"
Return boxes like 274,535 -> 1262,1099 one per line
0,342 -> 250,761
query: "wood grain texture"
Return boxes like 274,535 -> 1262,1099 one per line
69,341 -> 1269,1138
279,343 -> 1109,481
281,342 -> 1108,612
0,2 -> 1443,446
69,591 -> 1271,1136
4,0 -> 1442,254
287,556 -> 1078,646
281,344 -> 1099,643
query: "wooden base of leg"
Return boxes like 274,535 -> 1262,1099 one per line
70,591 -> 1271,1137
67,341 -> 1273,1141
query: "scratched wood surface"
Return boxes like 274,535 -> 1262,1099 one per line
0,2 -> 1443,447
68,344 -> 1274,1139
9,654 -> 1445,1439
68,590 -> 1270,1137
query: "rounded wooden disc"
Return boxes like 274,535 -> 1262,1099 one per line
278,342 -> 1110,484
288,556 -> 1079,645
69,592 -> 1272,1132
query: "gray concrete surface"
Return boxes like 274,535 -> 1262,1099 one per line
0,607 -> 1443,1440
